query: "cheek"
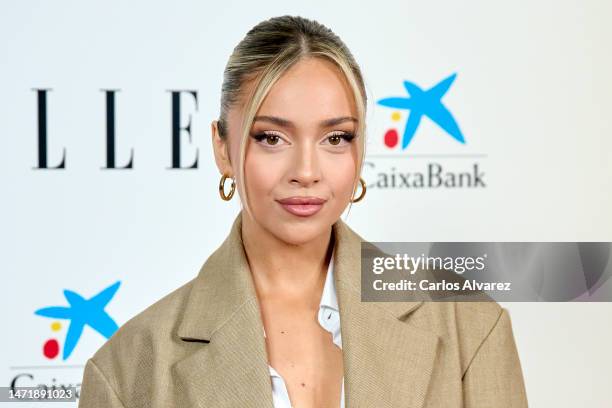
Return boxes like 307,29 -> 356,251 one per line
243,150 -> 284,201
323,154 -> 356,200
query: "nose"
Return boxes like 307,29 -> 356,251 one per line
290,142 -> 321,187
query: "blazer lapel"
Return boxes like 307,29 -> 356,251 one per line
332,219 -> 441,408
172,211 -> 440,408
173,212 -> 274,407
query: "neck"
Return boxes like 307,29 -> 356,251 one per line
241,210 -> 335,299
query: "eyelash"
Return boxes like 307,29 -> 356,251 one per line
251,131 -> 356,146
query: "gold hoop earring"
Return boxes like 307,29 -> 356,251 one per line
219,174 -> 235,201
350,177 -> 366,203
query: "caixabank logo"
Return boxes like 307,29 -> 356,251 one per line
8,281 -> 121,399
34,281 -> 121,360
365,72 -> 486,189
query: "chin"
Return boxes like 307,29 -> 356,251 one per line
272,220 -> 328,246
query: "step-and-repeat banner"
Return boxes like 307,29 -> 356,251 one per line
2,1 -> 611,406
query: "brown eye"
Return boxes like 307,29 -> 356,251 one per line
251,132 -> 284,146
265,135 -> 280,145
325,132 -> 356,146
328,135 -> 342,145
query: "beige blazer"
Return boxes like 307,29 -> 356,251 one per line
79,211 -> 528,407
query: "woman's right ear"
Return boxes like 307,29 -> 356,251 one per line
211,119 -> 233,176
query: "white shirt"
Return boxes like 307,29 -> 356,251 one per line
263,249 -> 345,408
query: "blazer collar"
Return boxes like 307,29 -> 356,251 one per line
174,211 -> 440,408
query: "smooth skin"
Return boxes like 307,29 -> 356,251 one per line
211,56 -> 360,408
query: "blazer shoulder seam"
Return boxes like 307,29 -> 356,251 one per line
87,358 -> 129,408
460,306 -> 505,379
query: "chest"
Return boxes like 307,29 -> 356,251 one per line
261,302 -> 344,407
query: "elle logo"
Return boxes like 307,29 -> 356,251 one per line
32,89 -> 200,170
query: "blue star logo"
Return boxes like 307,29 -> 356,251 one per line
377,73 -> 465,149
35,281 -> 121,360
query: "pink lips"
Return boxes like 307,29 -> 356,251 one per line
276,196 -> 327,217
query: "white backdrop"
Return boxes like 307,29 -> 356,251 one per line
2,0 -> 611,406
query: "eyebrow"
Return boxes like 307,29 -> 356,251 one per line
253,115 -> 358,129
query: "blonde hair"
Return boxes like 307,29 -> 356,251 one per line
217,15 -> 368,220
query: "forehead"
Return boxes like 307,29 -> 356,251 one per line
243,57 -> 358,127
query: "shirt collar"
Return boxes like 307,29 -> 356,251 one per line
262,247 -> 339,340
319,247 -> 339,312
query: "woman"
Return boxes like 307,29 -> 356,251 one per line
79,15 -> 528,407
